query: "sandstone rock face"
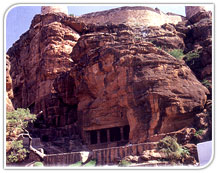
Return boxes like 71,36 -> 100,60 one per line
6,55 -> 14,112
133,23 -> 186,50
148,127 -> 197,145
79,6 -> 184,27
178,10 -> 212,145
7,13 -> 81,142
184,10 -> 212,99
185,6 -> 207,19
70,24 -> 208,143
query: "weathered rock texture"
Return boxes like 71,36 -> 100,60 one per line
6,6 -> 212,152
185,6 -> 208,19
6,55 -> 14,112
132,23 -> 186,50
78,6 -> 184,27
7,13 -> 82,144
70,24 -> 208,143
184,10 -> 212,81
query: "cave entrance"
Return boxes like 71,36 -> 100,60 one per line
109,127 -> 121,142
86,125 -> 130,147
123,125 -> 130,140
90,130 -> 97,144
41,135 -> 49,142
100,129 -> 107,143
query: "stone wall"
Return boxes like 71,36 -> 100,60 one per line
78,6 -> 184,27
41,6 -> 68,15
43,142 -> 157,166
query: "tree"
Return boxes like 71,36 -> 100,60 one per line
157,136 -> 189,161
6,108 -> 44,163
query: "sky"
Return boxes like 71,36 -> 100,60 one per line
6,5 -> 187,51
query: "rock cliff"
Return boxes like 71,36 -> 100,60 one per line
7,13 -> 82,143
6,6 -> 212,152
6,55 -> 14,112
70,24 -> 208,143
184,10 -> 212,83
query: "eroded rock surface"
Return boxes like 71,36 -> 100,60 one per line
6,55 -> 14,112
69,24 -> 209,143
7,13 -> 82,144
184,10 -> 212,81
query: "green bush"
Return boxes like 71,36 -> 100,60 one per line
201,79 -> 211,89
157,136 -> 189,160
68,160 -> 96,167
83,160 -> 96,167
33,162 -> 44,167
6,108 -> 36,163
194,129 -> 204,137
118,160 -> 131,167
185,50 -> 200,61
69,14 -> 75,17
6,108 -> 36,136
7,140 -> 29,163
69,161 -> 82,167
167,49 -> 184,60
156,45 -> 167,50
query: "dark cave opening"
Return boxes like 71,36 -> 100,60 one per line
123,125 -> 130,140
100,129 -> 107,143
109,127 -> 121,142
90,130 -> 97,144
41,135 -> 49,142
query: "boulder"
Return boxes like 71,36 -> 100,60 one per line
183,143 -> 198,161
140,149 -> 167,161
124,155 -> 140,163
188,10 -> 212,24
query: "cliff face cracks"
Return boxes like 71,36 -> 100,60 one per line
6,6 -> 212,152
